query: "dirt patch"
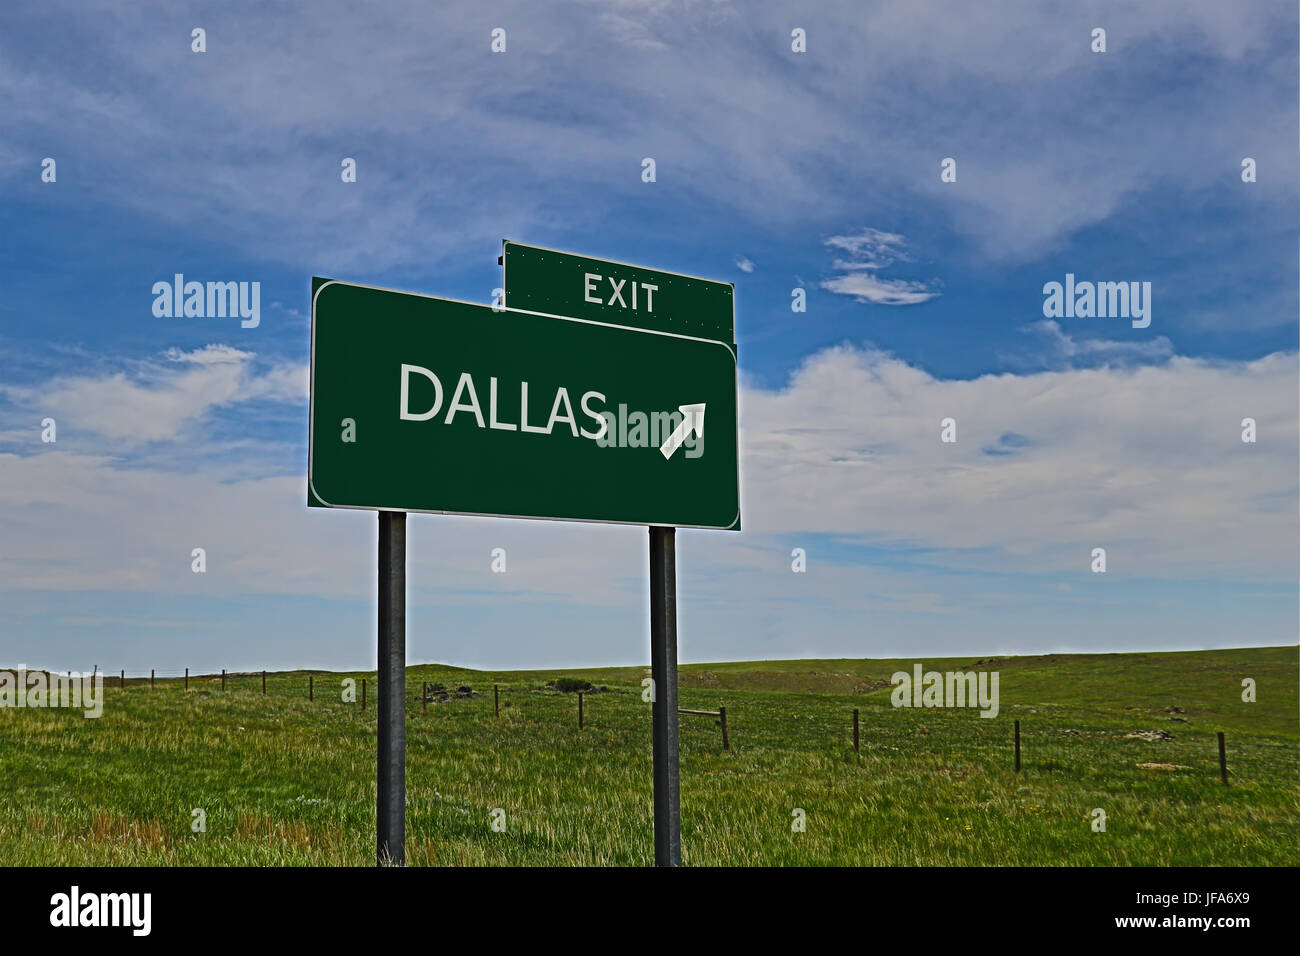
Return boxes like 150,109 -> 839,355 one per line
419,683 -> 481,702
1137,762 -> 1191,771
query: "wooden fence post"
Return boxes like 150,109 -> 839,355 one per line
1014,719 -> 1021,772
150,669 -> 155,690
853,708 -> 859,753
679,707 -> 730,751
309,674 -> 313,701
1218,731 -> 1228,786
578,692 -> 584,730
362,678 -> 367,711
422,681 -> 428,715
221,668 -> 226,692
262,671 -> 266,695
494,684 -> 499,717
120,669 -> 125,689
185,667 -> 188,691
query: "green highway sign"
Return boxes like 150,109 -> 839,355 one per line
313,250 -> 740,864
309,278 -> 740,529
501,240 -> 735,344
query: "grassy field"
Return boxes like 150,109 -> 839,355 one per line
1,646 -> 1295,866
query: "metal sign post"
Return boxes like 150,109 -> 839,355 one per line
649,526 -> 681,866
377,510 -> 406,865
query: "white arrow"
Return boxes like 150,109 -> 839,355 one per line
659,403 -> 706,460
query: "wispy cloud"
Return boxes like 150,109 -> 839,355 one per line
1018,320 -> 1175,365
4,2 -> 1293,269
820,272 -> 939,306
820,228 -> 940,305
1,346 -> 305,444
824,228 -> 910,270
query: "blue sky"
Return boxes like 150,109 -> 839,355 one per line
1,0 -> 1297,673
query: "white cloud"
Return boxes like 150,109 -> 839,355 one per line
164,345 -> 249,367
0,347 -> 306,443
3,1 -> 1293,270
820,272 -> 939,306
820,228 -> 940,305
0,340 -> 1294,666
0,450 -> 647,604
245,362 -> 310,403
740,344 -> 1297,578
1019,320 -> 1176,364
595,12 -> 671,51
824,228 -> 910,270
0,342 -> 1293,608
734,256 -> 755,273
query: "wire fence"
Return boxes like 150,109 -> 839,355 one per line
69,668 -> 1295,787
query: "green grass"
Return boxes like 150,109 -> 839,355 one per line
1,647 -> 1295,865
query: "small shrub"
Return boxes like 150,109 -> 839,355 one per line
550,678 -> 592,694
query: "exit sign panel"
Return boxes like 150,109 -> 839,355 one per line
501,241 -> 735,344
